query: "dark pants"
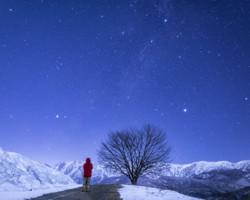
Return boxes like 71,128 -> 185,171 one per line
83,177 -> 91,191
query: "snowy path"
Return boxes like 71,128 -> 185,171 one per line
31,188 -> 92,200
1,184 -> 202,200
31,184 -> 121,200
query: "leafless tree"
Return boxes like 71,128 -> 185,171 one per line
98,124 -> 171,185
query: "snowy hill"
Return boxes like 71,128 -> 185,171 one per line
54,161 -> 121,184
55,160 -> 250,199
54,161 -> 83,184
163,160 -> 250,177
119,185 -> 201,200
54,159 -> 250,185
1,146 -> 249,199
0,148 -> 75,192
155,161 -> 250,198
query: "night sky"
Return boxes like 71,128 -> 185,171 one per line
0,0 -> 249,164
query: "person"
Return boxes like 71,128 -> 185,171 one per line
82,157 -> 93,192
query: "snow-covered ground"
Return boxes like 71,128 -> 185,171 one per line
0,184 -> 80,200
119,185 -> 202,200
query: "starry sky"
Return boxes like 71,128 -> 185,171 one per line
0,0 -> 249,164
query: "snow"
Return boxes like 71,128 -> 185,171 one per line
1,146 -> 249,199
0,148 -> 75,192
54,161 -> 120,184
119,185 -> 202,200
162,160 -> 250,177
55,158 -> 250,187
54,161 -> 83,183
0,184 -> 80,200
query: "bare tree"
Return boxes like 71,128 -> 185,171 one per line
98,124 -> 171,185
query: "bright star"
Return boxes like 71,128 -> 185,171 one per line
183,108 -> 188,113
55,114 -> 60,119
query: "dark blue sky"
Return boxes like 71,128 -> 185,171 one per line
0,0 -> 249,164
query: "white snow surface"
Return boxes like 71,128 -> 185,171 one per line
0,184 -> 80,200
119,185 -> 202,200
162,160 -> 250,177
54,160 -> 83,179
0,148 -> 75,192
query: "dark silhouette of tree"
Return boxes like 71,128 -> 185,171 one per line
98,124 -> 171,185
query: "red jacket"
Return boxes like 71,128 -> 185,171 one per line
83,158 -> 93,177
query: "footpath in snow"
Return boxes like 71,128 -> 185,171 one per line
0,184 -> 202,200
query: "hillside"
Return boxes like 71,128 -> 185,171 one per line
0,148 -> 75,192
55,160 -> 250,199
1,147 -> 250,199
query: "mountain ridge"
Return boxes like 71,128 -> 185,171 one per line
54,159 -> 250,199
0,148 -> 75,192
1,147 -> 250,199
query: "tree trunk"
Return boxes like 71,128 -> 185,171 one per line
130,177 -> 138,185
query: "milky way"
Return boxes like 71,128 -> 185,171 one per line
0,0 -> 249,164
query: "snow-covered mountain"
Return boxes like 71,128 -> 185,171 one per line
0,148 -> 75,192
1,146 -> 249,199
152,161 -> 250,199
54,161 -> 83,184
54,160 -> 250,199
54,161 -> 121,184
163,160 -> 250,177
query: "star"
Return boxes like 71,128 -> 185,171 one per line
183,108 -> 188,113
164,18 -> 168,23
9,8 -> 14,12
245,97 -> 248,101
55,114 -> 60,119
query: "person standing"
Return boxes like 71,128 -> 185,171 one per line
83,157 -> 93,192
